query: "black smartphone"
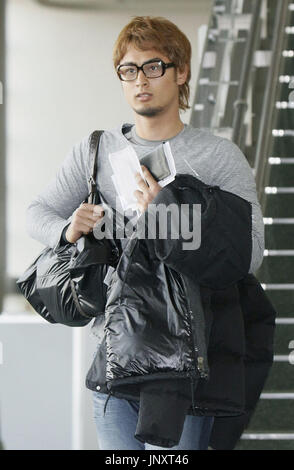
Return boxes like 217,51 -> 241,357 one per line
140,145 -> 171,182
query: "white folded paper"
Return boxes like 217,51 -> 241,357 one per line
109,145 -> 144,212
108,142 -> 176,213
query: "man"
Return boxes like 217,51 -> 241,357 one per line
26,16 -> 265,450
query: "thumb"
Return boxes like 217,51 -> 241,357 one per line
93,204 -> 104,215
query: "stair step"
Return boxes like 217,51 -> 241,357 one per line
199,78 -> 239,86
272,129 -> 294,137
274,355 -> 292,362
265,223 -> 294,249
265,187 -> 294,194
236,437 -> 294,450
276,101 -> 294,109
209,36 -> 247,43
258,255 -> 294,283
275,318 -> 294,324
268,161 -> 294,186
282,50 -> 294,58
275,83 -> 294,101
269,157 -> 294,163
208,29 -> 247,42
273,324 -> 294,356
262,288 -> 294,317
264,193 -> 294,217
264,250 -> 294,255
261,393 -> 294,399
246,399 -> 294,432
213,14 -> 252,31
264,218 -> 294,224
212,5 -> 226,13
261,284 -> 294,290
272,135 -> 294,154
264,361 -> 294,392
279,75 -> 294,83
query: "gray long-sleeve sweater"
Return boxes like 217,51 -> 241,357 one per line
26,123 -> 264,273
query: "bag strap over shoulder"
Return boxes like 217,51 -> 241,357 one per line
87,130 -> 104,204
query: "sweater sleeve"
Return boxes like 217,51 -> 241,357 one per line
26,134 -> 91,250
212,138 -> 264,275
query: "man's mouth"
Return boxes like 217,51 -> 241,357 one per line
136,93 -> 153,102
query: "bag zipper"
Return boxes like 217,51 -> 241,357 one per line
180,275 -> 209,415
180,275 -> 208,380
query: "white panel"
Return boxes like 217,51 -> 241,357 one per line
0,320 -> 72,450
202,51 -> 216,69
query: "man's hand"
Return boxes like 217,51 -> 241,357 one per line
65,203 -> 105,243
134,165 -> 162,213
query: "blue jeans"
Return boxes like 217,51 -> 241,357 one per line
92,391 -> 214,450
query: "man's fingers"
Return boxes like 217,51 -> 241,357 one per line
76,215 -> 97,229
78,203 -> 104,220
79,202 -> 97,208
72,205 -> 105,231
134,189 -> 144,201
135,172 -> 148,190
93,205 -> 105,216
79,202 -> 104,212
141,165 -> 158,188
78,222 -> 94,233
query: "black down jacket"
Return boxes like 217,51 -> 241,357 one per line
86,174 -> 276,448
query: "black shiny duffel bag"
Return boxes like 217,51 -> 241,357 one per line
16,130 -> 120,327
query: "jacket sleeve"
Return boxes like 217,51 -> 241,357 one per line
211,138 -> 264,275
25,134 -> 91,250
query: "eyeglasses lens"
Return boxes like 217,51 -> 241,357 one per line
119,61 -> 163,81
142,62 -> 163,78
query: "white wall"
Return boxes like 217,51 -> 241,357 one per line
6,0 -> 212,277
0,317 -> 73,450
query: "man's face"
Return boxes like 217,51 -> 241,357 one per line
118,44 -> 184,118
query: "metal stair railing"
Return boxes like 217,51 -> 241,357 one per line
190,0 -> 264,149
254,0 -> 293,205
237,0 -> 294,449
192,0 -> 294,451
231,0 -> 262,146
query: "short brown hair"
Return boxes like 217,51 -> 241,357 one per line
113,16 -> 191,111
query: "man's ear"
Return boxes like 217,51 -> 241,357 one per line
176,64 -> 189,86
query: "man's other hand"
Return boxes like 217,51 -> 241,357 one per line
65,203 -> 105,243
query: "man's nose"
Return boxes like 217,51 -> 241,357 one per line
135,69 -> 148,85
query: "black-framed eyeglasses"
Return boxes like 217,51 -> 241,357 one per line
116,58 -> 175,81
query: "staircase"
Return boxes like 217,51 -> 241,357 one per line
190,0 -> 294,450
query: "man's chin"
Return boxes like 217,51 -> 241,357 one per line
133,106 -> 164,118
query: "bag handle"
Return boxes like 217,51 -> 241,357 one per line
87,130 -> 104,205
